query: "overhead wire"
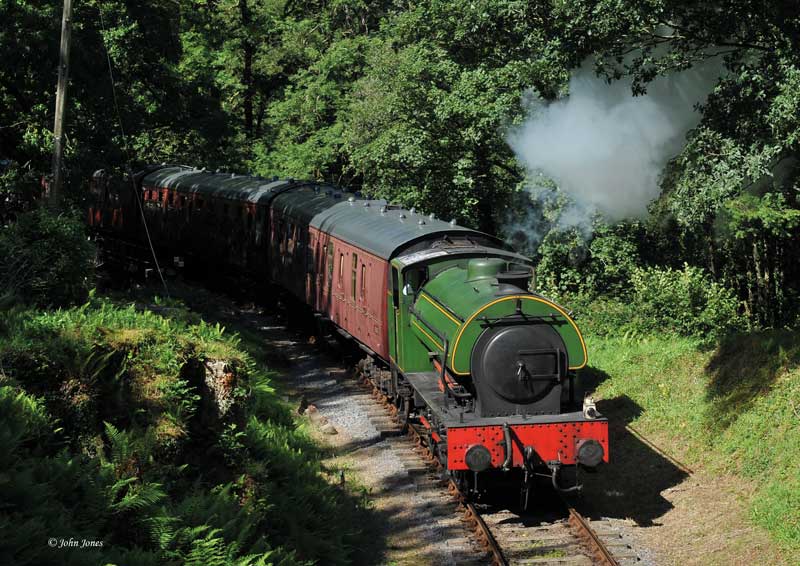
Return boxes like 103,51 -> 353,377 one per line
97,8 -> 169,297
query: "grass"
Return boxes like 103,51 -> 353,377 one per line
0,295 -> 373,565
582,330 -> 800,552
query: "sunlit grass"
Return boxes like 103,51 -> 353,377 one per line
585,331 -> 800,552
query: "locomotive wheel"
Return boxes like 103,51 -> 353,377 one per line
452,470 -> 471,498
398,396 -> 411,433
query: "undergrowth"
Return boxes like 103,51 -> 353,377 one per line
0,296 -> 368,565
582,330 -> 800,552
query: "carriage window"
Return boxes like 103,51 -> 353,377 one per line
338,253 -> 344,286
360,264 -> 366,299
351,253 -> 358,301
287,223 -> 295,254
307,235 -> 315,271
327,242 -> 334,277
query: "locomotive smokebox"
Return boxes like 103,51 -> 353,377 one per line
470,322 -> 567,417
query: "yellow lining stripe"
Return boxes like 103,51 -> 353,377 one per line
388,355 -> 405,372
420,293 -> 461,326
412,320 -> 444,351
450,295 -> 588,374
393,307 -> 401,366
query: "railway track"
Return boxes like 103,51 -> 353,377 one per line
354,366 -> 642,566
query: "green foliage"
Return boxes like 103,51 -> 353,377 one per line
535,219 -> 645,298
572,265 -> 744,342
0,208 -> 94,307
0,298 -> 368,565
535,227 -> 589,298
0,161 -> 42,222
628,264 -> 745,340
3,0 -> 800,327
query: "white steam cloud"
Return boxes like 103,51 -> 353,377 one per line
508,61 -> 718,224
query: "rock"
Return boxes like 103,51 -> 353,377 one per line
308,411 -> 328,426
320,422 -> 338,435
203,359 -> 237,418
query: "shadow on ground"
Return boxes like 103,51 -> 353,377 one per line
705,329 -> 800,430
567,392 -> 688,527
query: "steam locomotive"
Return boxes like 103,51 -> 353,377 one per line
89,165 -> 608,504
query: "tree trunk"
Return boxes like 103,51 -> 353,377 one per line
706,234 -> 716,278
752,239 -> 768,325
255,95 -> 266,137
774,240 -> 784,324
239,0 -> 253,138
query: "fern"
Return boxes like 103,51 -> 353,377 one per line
144,513 -> 179,550
110,481 -> 166,514
102,421 -> 130,471
184,529 -> 237,566
80,346 -> 118,382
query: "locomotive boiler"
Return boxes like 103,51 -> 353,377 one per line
88,164 -> 608,505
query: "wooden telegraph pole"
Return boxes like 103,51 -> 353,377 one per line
50,0 -> 74,209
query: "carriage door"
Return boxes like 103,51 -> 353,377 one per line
323,241 -> 334,311
306,232 -> 315,304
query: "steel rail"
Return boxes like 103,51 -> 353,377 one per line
454,487 -> 508,566
567,506 -> 619,566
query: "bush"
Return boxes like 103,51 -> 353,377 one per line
0,208 -> 94,306
535,222 -> 645,300
570,264 -> 745,342
0,161 -> 43,224
535,227 -> 589,298
629,264 -> 746,340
